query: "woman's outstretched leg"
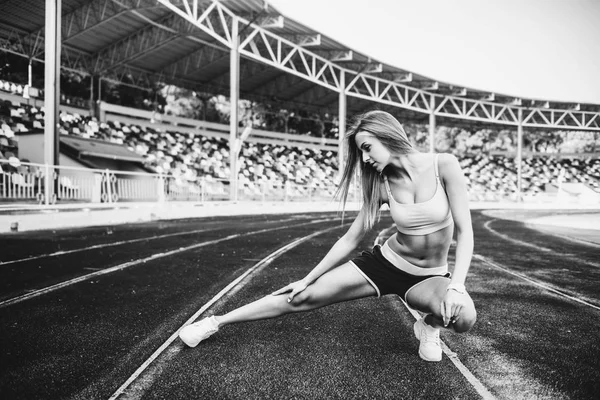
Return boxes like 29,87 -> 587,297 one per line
179,262 -> 376,347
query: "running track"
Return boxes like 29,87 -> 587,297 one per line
0,210 -> 599,399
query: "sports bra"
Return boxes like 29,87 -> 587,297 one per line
383,154 -> 453,236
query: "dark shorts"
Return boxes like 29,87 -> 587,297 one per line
350,244 -> 451,300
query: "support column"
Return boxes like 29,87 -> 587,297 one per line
97,77 -> 104,121
23,58 -> 33,103
338,71 -> 346,181
516,108 -> 523,202
44,0 -> 61,205
229,18 -> 240,201
429,95 -> 436,153
28,59 -> 33,87
89,75 -> 94,116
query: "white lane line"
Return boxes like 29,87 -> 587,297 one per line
0,218 -> 336,308
0,217 -> 300,266
484,220 -> 552,253
0,228 -> 210,266
483,220 -> 600,269
108,224 -> 345,400
375,230 -> 496,400
550,233 -> 600,249
400,299 -> 496,400
524,222 -> 600,249
473,254 -> 600,312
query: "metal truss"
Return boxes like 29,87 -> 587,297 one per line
22,0 -> 158,58
156,0 -> 600,131
2,0 -> 597,131
102,62 -> 228,96
0,26 -> 92,74
157,0 -> 342,91
522,108 -> 600,130
90,13 -> 185,73
161,46 -> 227,80
0,27 -> 38,58
0,23 -> 44,58
56,0 -> 132,48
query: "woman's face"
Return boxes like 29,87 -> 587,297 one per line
354,131 -> 391,173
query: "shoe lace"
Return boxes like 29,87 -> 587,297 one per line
421,326 -> 440,345
192,318 -> 217,333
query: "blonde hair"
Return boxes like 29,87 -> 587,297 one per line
335,110 -> 414,230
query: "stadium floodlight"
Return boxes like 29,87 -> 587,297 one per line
297,34 -> 321,47
510,98 -> 522,106
451,87 -> 467,96
330,50 -> 353,62
363,63 -> 383,74
393,73 -> 412,83
569,104 -> 581,111
481,93 -> 495,101
529,100 -> 549,108
259,15 -> 284,29
423,81 -> 439,91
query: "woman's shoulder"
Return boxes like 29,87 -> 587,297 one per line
436,152 -> 460,168
436,153 -> 463,182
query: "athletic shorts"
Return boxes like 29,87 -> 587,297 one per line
349,243 -> 451,301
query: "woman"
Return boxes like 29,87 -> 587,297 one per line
180,110 -> 477,362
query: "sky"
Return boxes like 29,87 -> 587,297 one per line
268,0 -> 600,105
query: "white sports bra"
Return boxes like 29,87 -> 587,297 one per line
383,154 -> 453,235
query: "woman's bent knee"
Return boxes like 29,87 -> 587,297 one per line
454,308 -> 477,333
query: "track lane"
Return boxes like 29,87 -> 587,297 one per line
443,257 -> 600,400
472,212 -> 600,308
0,219 -> 344,400
2,209 -> 598,399
482,218 -> 600,268
0,214 -> 330,264
0,216 -> 338,304
372,212 -> 600,400
109,223 -> 350,400
131,218 -> 483,400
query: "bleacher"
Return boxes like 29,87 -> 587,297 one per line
1,78 -> 599,205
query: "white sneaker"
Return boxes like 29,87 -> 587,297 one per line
179,316 -> 219,348
413,317 -> 442,362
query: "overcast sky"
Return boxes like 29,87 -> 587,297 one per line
268,0 -> 600,105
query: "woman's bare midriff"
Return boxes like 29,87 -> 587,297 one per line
387,224 -> 453,268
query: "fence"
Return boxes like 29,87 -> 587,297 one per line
0,160 -> 352,205
3,160 -> 597,207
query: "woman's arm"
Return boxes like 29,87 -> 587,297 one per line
439,153 -> 474,324
272,206 -> 369,301
303,207 -> 368,283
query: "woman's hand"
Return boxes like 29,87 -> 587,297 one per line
440,289 -> 467,327
271,279 -> 311,303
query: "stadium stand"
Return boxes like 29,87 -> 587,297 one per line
0,78 -> 598,204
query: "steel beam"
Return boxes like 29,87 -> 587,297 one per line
516,108 -> 523,201
338,71 -> 346,180
229,17 -> 239,201
44,0 -> 61,205
429,96 -> 435,153
8,0 -> 600,134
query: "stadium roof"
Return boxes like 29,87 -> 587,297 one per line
0,0 -> 599,130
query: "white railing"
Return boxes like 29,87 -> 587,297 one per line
0,160 -> 352,205
2,159 -> 597,206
